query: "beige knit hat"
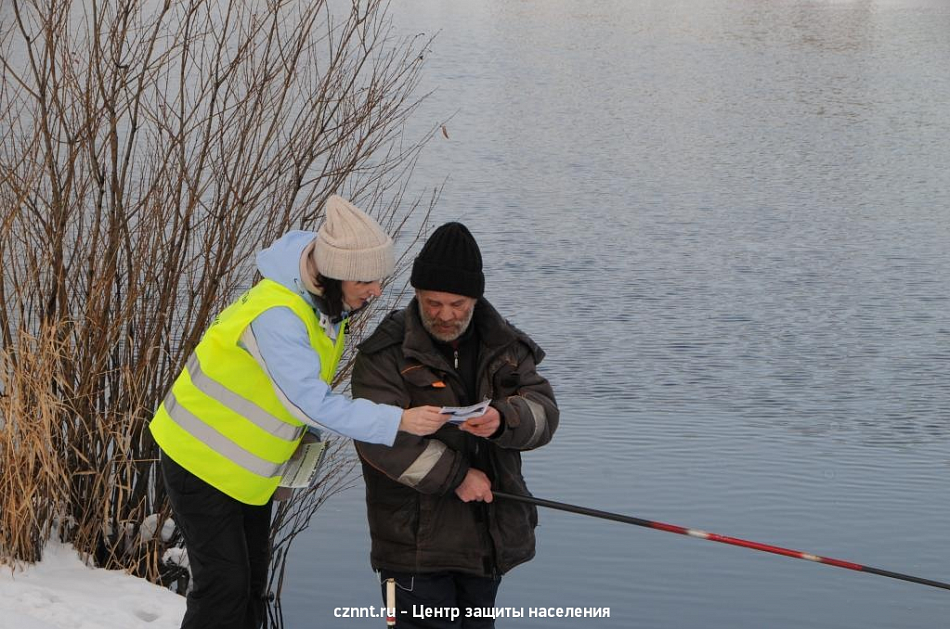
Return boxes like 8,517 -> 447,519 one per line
312,195 -> 394,281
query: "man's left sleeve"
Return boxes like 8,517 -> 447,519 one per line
489,345 -> 558,450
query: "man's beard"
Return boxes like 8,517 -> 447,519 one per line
420,305 -> 475,342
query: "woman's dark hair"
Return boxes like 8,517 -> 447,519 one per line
315,273 -> 344,319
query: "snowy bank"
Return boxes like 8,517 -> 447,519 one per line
0,540 -> 184,629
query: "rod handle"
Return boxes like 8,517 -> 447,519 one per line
386,578 -> 396,627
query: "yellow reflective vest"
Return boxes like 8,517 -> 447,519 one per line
149,279 -> 346,505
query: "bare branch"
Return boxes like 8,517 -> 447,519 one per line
0,0 -> 435,599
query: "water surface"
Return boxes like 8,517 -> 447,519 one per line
282,1 -> 950,627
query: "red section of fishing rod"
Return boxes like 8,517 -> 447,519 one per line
648,521 -> 863,570
493,491 -> 950,592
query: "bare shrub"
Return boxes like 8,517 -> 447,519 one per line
0,0 -> 435,590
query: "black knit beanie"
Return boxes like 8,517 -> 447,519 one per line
410,222 -> 484,298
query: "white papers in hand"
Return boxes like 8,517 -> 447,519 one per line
440,399 -> 491,424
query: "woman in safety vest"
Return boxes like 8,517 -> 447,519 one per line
150,195 -> 448,629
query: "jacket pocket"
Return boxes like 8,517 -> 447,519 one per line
401,364 -> 457,406
368,485 -> 419,546
491,360 -> 521,398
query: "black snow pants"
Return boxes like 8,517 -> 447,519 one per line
161,451 -> 273,629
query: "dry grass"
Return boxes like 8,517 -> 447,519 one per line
0,0 -> 437,591
0,324 -> 71,567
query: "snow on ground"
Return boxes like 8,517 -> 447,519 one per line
0,541 -> 184,629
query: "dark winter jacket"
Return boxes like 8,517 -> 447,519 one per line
351,298 -> 559,576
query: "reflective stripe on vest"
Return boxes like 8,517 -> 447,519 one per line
149,279 -> 347,505
184,352 -> 302,442
163,391 -> 292,479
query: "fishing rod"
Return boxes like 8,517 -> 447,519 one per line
493,491 -> 950,592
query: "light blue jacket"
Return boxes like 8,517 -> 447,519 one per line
250,230 -> 401,446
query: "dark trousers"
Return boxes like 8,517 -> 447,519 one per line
161,452 -> 273,629
380,570 -> 502,629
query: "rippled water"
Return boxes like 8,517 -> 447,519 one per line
287,1 -> 950,627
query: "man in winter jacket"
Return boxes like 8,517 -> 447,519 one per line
352,222 -> 559,628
